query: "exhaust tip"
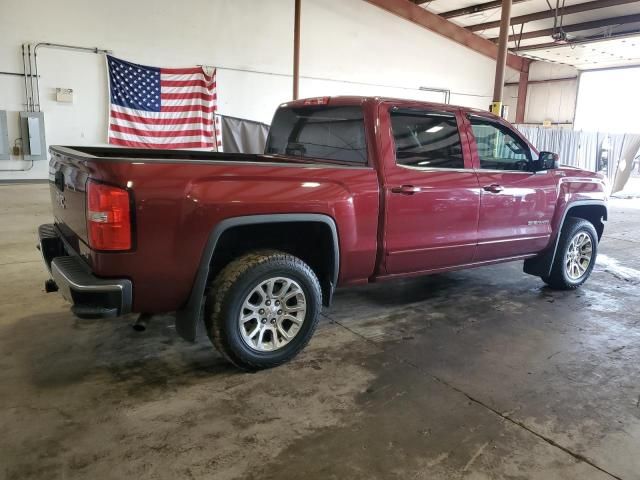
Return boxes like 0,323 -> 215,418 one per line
44,279 -> 58,293
132,314 -> 151,332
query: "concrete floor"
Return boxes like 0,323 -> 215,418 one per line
2,183 -> 640,480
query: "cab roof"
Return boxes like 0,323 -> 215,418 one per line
282,95 -> 497,118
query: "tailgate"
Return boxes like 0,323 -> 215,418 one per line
49,149 -> 89,250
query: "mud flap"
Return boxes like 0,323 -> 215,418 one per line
523,246 -> 555,278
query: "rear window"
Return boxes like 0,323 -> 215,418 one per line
265,106 -> 368,164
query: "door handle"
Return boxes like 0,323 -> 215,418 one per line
391,185 -> 421,195
483,184 -> 504,193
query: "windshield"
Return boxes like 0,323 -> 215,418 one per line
265,106 -> 368,164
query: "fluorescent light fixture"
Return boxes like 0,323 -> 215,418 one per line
426,126 -> 443,133
301,182 -> 320,188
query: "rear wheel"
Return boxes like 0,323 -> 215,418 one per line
542,217 -> 598,290
204,250 -> 322,370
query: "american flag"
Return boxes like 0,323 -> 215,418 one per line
107,56 -> 220,149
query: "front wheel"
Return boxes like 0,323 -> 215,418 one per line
204,250 -> 322,370
542,217 -> 598,290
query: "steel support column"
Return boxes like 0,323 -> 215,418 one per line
515,59 -> 530,123
293,0 -> 301,100
491,0 -> 513,116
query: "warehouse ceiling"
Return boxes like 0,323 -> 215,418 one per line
416,0 -> 640,69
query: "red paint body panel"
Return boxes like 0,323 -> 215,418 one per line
47,96 -> 608,315
376,102 -> 481,273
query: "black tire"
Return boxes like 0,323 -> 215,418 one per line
204,249 -> 322,370
542,217 -> 598,290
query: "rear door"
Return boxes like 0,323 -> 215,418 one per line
465,114 -> 557,261
380,103 -> 480,275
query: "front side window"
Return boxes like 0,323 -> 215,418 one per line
390,109 -> 464,169
265,106 -> 367,164
469,116 -> 531,171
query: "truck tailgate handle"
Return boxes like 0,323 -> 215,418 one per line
483,184 -> 504,193
391,185 -> 421,195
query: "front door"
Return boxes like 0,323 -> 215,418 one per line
381,105 -> 480,275
465,114 -> 557,262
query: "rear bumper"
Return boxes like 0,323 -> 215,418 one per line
38,224 -> 133,318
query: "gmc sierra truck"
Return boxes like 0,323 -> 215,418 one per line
39,96 -> 608,369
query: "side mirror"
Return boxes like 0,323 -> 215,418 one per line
537,151 -> 559,171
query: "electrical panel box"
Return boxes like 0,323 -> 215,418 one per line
19,111 -> 47,161
0,111 -> 9,160
56,88 -> 74,103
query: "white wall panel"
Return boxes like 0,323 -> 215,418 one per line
504,61 -> 579,126
525,79 -> 578,125
1,0 -> 506,179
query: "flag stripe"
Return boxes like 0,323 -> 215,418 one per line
161,72 -> 213,82
110,138 -> 214,149
160,92 -> 213,101
110,130 -> 214,144
162,67 -> 212,78
162,97 -> 215,107
161,104 -> 215,113
110,110 -> 214,126
110,123 -> 214,138
160,84 -> 212,94
161,79 -> 213,89
110,104 -> 213,122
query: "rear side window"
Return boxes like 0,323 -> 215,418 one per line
265,106 -> 367,164
390,109 -> 464,169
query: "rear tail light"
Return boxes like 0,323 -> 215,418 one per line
86,180 -> 132,251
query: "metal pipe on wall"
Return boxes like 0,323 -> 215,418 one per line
21,44 -> 31,111
28,45 -> 36,112
33,42 -> 112,112
293,0 -> 301,100
491,0 -> 513,116
419,86 -> 451,104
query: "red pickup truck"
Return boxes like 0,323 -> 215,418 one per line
39,96 -> 607,369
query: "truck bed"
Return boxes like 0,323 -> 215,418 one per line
51,145 -> 352,167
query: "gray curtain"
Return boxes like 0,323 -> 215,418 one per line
611,134 -> 640,194
219,115 -> 269,154
575,132 -> 601,172
515,125 -> 590,169
515,125 -> 640,193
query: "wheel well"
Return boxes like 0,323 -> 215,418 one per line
566,204 -> 607,240
209,221 -> 336,305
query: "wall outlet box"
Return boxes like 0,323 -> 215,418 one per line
56,88 -> 74,103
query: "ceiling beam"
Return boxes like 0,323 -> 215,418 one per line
440,0 -> 529,19
494,13 -> 640,42
514,29 -> 640,51
364,0 -> 527,71
468,0 -> 638,32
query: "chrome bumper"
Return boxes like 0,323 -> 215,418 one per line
38,224 -> 132,318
